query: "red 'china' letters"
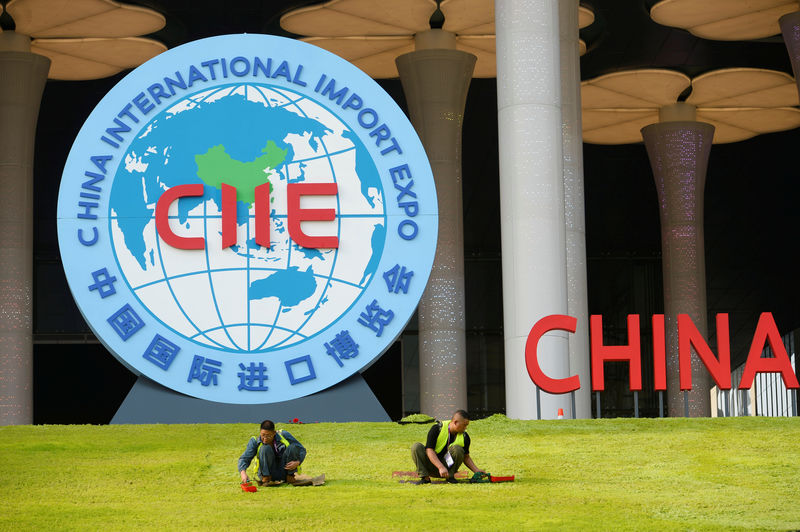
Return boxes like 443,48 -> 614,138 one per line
525,312 -> 800,394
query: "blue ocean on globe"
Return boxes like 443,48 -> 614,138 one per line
108,84 -> 387,352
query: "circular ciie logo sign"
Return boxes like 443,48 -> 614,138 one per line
57,35 -> 437,404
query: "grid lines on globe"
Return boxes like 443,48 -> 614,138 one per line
108,83 -> 387,353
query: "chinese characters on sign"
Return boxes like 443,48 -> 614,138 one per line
90,259 -> 419,394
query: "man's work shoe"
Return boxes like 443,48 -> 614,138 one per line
413,477 -> 431,485
257,476 -> 271,486
286,474 -> 311,486
445,476 -> 458,484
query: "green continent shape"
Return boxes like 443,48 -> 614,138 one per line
195,141 -> 288,204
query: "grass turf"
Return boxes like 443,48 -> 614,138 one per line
1,415 -> 799,530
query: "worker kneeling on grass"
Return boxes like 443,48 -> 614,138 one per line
411,409 -> 485,484
239,419 -> 306,486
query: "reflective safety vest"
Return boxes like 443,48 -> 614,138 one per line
249,430 -> 295,478
434,421 -> 465,454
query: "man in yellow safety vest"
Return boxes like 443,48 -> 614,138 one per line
410,409 -> 485,484
238,419 -> 306,486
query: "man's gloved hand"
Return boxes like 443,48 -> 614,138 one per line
468,471 -> 491,483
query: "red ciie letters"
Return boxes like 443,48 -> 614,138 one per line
155,182 -> 339,250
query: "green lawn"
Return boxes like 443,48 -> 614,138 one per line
1,415 -> 798,530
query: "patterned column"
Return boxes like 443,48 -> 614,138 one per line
641,104 -> 714,418
0,31 -> 50,425
560,0 -> 590,418
780,11 -> 800,97
496,0 -> 571,420
396,30 -> 475,420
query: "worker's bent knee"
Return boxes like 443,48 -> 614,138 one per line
411,442 -> 428,465
448,444 -> 465,459
259,444 -> 277,458
285,443 -> 303,460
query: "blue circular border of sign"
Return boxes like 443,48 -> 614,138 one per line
56,34 -> 438,404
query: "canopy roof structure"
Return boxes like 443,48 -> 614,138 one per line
650,0 -> 798,41
582,68 -> 800,144
0,0 -> 165,79
281,0 -> 594,78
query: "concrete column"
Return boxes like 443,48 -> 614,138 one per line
559,0 -> 590,419
396,30 -> 475,420
641,104 -> 714,418
780,10 -> 800,97
0,31 -> 50,425
496,0 -> 570,420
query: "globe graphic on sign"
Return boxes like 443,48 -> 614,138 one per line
108,83 -> 386,352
